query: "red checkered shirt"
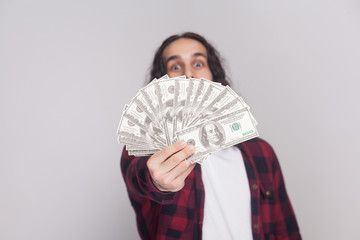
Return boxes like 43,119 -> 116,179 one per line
121,138 -> 301,240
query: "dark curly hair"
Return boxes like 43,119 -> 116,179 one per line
148,32 -> 231,86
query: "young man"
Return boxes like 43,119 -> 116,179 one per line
121,32 -> 301,240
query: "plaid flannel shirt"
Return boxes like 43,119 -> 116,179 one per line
121,138 -> 301,240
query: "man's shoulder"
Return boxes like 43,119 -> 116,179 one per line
236,137 -> 275,157
237,137 -> 273,149
236,138 -> 280,177
242,137 -> 270,145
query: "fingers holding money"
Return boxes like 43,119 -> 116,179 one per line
147,141 -> 195,192
165,162 -> 196,192
150,141 -> 187,165
161,144 -> 195,173
172,161 -> 196,189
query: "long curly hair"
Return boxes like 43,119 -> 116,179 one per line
148,32 -> 231,86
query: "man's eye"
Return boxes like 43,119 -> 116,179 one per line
171,65 -> 181,70
194,62 -> 203,68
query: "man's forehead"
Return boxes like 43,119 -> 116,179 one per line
163,38 -> 208,60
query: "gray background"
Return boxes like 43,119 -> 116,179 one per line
1,0 -> 359,239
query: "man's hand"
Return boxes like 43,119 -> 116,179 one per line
147,141 -> 196,192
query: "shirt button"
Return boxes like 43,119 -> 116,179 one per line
252,184 -> 258,190
254,223 -> 259,229
198,220 -> 202,225
266,191 -> 271,196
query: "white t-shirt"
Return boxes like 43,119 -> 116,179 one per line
201,147 -> 252,240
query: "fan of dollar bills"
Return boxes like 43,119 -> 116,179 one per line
116,75 -> 259,164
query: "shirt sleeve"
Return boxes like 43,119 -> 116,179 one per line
120,147 -> 177,204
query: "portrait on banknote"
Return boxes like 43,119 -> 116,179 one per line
199,121 -> 225,150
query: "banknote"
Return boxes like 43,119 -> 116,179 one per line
116,75 -> 259,164
173,78 -> 189,136
140,81 -> 172,145
121,96 -> 167,146
184,79 -> 224,127
175,107 -> 259,163
188,85 -> 257,126
117,115 -> 165,149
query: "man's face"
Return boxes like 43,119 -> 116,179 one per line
162,38 -> 213,81
204,124 -> 220,145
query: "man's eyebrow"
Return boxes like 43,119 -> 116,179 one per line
165,55 -> 180,64
193,52 -> 207,58
165,52 -> 207,65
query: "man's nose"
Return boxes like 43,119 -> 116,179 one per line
184,67 -> 194,78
